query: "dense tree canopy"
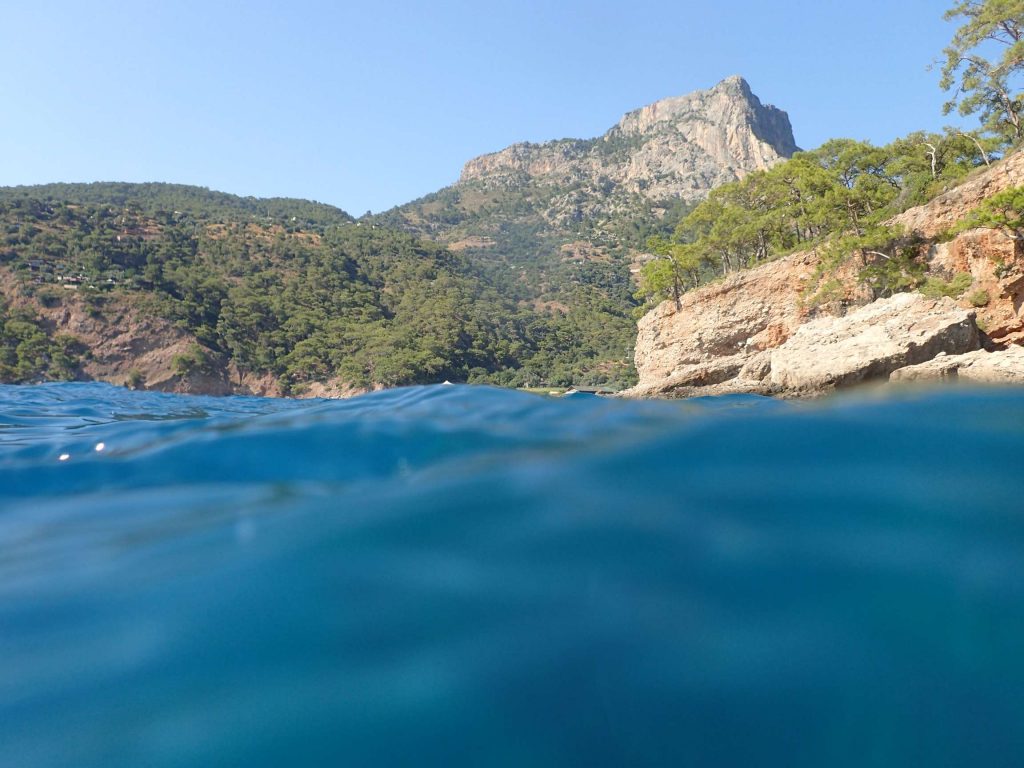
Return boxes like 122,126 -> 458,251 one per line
0,300 -> 84,383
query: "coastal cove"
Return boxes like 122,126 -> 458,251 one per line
5,1 -> 1024,764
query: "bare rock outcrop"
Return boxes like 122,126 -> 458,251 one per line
890,345 -> 1024,384
628,292 -> 983,398
927,228 -> 1024,345
459,76 -> 797,216
629,250 -> 819,398
768,295 -> 980,392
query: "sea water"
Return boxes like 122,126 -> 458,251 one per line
1,382 -> 1023,766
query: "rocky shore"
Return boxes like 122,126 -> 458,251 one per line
625,152 -> 1024,398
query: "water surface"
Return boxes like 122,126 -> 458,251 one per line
1,382 -> 1023,766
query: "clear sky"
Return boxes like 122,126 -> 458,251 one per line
1,1 -> 968,214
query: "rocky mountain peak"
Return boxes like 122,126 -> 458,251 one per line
611,76 -> 798,177
457,78 -> 798,211
615,75 -> 756,134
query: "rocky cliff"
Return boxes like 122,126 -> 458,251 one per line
628,151 -> 1024,398
458,76 -> 797,217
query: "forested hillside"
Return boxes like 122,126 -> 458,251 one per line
3,76 -> 801,394
0,185 -> 635,391
0,182 -> 354,228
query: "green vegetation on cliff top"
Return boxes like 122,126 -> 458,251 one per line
635,130 -> 999,309
635,0 -> 1024,308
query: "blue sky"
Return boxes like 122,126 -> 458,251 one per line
2,1 -> 968,213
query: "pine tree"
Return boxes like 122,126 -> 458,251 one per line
941,0 -> 1024,141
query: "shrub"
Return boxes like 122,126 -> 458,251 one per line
36,287 -> 64,308
172,344 -> 218,377
126,369 -> 145,389
920,272 -> 973,299
994,258 -> 1014,279
968,289 -> 991,307
858,250 -> 927,298
803,278 -> 846,309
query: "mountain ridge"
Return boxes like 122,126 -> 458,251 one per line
363,76 -> 803,389
0,182 -> 353,228
455,76 -> 798,210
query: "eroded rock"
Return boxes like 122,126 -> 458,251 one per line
891,151 -> 1024,239
459,76 -> 798,222
768,295 -> 980,392
890,345 -> 1024,384
630,250 -> 818,395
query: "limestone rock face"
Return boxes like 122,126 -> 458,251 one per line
768,295 -> 981,392
615,75 -> 798,175
628,293 -> 981,398
928,228 -> 1024,345
459,76 -> 798,216
890,346 -> 1024,384
627,250 -> 817,397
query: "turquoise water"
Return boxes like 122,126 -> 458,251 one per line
1,382 -> 1023,766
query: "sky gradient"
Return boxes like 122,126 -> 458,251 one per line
2,1 -> 969,214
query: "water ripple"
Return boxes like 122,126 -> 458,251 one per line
1,382 -> 1023,766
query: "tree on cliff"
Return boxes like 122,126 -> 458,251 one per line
941,0 -> 1024,141
953,184 -> 1024,238
637,237 -> 706,310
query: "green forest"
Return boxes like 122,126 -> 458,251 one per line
0,185 -> 635,390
